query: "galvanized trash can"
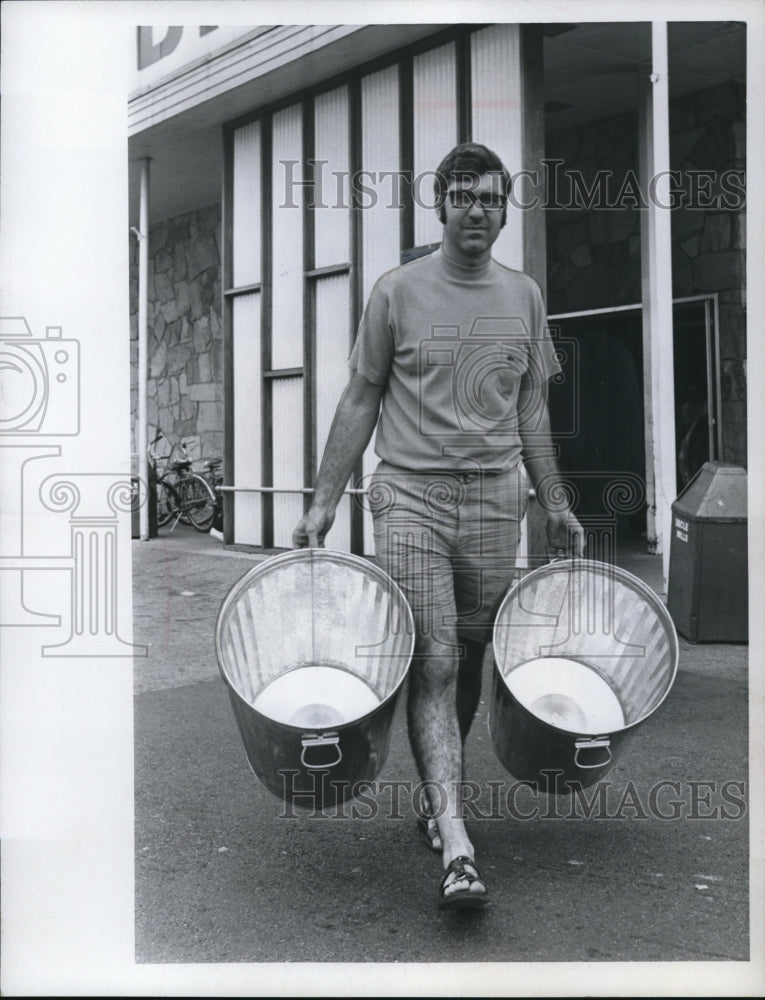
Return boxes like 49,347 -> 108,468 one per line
667,462 -> 748,642
491,559 -> 679,791
215,548 -> 415,810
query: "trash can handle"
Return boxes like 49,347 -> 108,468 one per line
574,737 -> 612,770
300,732 -> 342,770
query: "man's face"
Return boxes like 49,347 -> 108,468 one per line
441,172 -> 506,265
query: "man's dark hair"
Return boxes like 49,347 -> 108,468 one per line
433,142 -> 512,221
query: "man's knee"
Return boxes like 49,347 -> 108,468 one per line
408,645 -> 460,695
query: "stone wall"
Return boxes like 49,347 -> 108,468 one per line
129,203 -> 223,466
545,80 -> 746,466
670,81 -> 746,465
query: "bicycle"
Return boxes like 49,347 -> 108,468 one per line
148,432 -> 174,527
150,432 -> 217,533
198,455 -> 224,533
148,431 -> 174,527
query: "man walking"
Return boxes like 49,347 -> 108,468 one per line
293,143 -> 584,909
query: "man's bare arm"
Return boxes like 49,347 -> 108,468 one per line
292,371 -> 384,547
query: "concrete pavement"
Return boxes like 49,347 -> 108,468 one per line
132,525 -> 750,969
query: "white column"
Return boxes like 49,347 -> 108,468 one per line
137,157 -> 151,540
638,23 -> 676,588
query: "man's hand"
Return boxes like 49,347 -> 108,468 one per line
292,505 -> 335,548
545,509 -> 585,558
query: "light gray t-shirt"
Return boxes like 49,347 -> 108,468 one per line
348,247 -> 561,473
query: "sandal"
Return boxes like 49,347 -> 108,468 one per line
438,856 -> 489,910
416,790 -> 442,854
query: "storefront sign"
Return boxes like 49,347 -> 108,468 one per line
134,26 -> 261,88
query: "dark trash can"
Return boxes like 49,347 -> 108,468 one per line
667,462 -> 747,643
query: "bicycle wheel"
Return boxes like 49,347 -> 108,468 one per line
174,474 -> 193,524
157,478 -> 180,527
184,473 -> 216,531
170,478 -> 192,525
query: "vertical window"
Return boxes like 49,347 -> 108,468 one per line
312,86 -> 353,550
412,42 -> 457,248
471,24 -> 524,270
360,63 -> 402,552
232,121 -> 262,287
230,120 -> 263,545
271,104 -> 304,371
313,86 -> 350,268
270,375 -> 304,547
232,293 -> 262,544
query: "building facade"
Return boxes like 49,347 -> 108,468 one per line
129,20 -> 747,565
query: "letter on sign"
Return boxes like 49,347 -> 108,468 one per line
137,27 -> 183,70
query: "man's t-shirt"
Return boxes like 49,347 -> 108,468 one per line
348,247 -> 561,473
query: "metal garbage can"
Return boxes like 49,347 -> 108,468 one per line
215,548 -> 415,810
491,559 -> 678,790
667,462 -> 747,642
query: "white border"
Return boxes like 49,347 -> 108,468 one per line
1,1 -> 762,996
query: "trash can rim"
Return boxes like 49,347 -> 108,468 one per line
492,557 -> 680,732
214,546 -> 416,690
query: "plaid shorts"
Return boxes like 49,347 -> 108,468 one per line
369,461 -> 528,652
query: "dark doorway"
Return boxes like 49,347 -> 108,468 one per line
548,306 -> 647,540
548,297 -> 719,545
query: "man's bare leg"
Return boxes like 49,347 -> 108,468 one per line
407,637 -> 487,903
418,635 -> 486,853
